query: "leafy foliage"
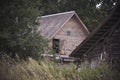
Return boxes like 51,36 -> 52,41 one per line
40,0 -> 118,31
0,0 -> 118,59
0,0 -> 48,60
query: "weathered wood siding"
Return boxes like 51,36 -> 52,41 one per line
85,26 -> 120,67
53,15 -> 88,55
107,26 -> 120,62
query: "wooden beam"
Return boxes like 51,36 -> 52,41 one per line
84,20 -> 120,56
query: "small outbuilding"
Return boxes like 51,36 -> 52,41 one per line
37,11 -> 89,57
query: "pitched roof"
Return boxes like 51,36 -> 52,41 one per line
70,1 -> 120,58
37,11 -> 89,39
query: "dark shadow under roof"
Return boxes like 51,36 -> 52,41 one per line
70,1 -> 120,58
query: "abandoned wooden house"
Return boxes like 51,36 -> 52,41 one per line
37,11 -> 89,58
70,1 -> 120,68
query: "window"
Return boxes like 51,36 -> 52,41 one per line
52,39 -> 60,53
66,31 -> 70,36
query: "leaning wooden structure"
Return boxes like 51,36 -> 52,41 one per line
70,1 -> 120,68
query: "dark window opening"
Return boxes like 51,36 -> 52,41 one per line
66,31 -> 70,36
52,39 -> 60,53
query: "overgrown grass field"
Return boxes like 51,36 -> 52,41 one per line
0,55 -> 120,80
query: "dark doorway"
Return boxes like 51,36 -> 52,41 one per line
52,39 -> 60,53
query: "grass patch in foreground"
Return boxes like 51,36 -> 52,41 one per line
0,55 -> 120,80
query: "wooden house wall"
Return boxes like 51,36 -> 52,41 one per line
85,26 -> 120,68
107,26 -> 120,62
86,42 -> 103,60
53,15 -> 88,55
84,41 -> 104,68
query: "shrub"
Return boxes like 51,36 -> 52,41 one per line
0,55 -> 120,80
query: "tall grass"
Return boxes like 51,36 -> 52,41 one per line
0,54 -> 120,80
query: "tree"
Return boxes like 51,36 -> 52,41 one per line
0,0 -> 118,59
39,0 -> 118,31
0,0 -> 48,60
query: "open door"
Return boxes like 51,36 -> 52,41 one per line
52,39 -> 60,53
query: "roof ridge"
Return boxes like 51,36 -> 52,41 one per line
41,11 -> 75,18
